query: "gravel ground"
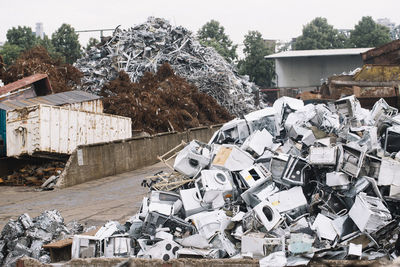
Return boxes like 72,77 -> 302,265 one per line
0,162 -> 170,230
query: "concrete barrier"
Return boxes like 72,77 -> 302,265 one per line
57,124 -> 222,188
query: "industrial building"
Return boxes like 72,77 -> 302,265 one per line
265,48 -> 372,91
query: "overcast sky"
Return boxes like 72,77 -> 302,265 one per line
1,0 -> 399,50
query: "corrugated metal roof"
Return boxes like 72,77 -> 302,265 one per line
0,91 -> 101,111
265,48 -> 373,59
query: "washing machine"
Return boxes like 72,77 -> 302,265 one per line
195,170 -> 233,203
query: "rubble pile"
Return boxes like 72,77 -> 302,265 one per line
1,161 -> 65,189
75,17 -> 256,116
0,46 -> 82,93
69,95 -> 400,265
0,210 -> 82,266
101,63 -> 233,133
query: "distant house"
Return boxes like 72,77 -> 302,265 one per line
265,48 -> 372,92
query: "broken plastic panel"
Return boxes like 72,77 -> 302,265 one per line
148,191 -> 182,216
281,139 -> 302,157
269,154 -> 289,181
211,145 -> 254,171
241,232 -> 285,258
209,233 -> 237,257
71,235 -> 102,259
211,119 -> 252,144
253,201 -> 282,231
142,212 -> 195,237
370,98 -> 398,125
309,146 -> 337,165
348,243 -> 362,259
104,235 -> 132,257
95,221 -> 120,239
240,177 -> 278,208
244,107 -> 280,137
241,129 -> 273,157
288,233 -> 314,254
141,239 -> 181,261
384,126 -> 400,154
378,158 -> 400,186
326,172 -> 350,187
281,156 -> 310,186
340,144 -> 366,177
195,169 -> 233,205
267,186 -> 308,214
335,95 -> 362,118
273,96 -> 304,128
179,188 -> 205,217
284,104 -> 316,132
173,141 -> 211,177
188,210 -> 230,240
177,234 -> 210,249
349,192 -> 392,233
363,155 -> 381,180
318,192 -> 348,218
176,248 -> 220,259
239,163 -> 272,188
312,214 -> 337,241
313,104 -> 341,134
353,126 -> 379,151
331,215 -> 359,241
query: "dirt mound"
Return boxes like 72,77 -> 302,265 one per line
101,63 -> 233,133
1,46 -> 82,93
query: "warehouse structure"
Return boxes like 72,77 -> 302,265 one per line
265,48 -> 372,91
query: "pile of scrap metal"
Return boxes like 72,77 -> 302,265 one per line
0,161 -> 65,189
75,17 -> 256,116
0,210 -> 83,266
68,96 -> 400,265
301,64 -> 400,110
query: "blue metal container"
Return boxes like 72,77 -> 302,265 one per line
0,109 -> 6,157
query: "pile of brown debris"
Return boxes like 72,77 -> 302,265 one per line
0,46 -> 82,93
0,161 -> 65,188
101,63 -> 233,134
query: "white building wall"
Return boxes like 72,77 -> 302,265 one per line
275,55 -> 363,89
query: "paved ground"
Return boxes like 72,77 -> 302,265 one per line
0,162 -> 170,230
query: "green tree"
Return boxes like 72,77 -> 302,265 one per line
51,24 -> 81,64
293,17 -> 348,50
36,35 -> 65,61
238,31 -> 274,87
197,20 -> 237,62
85,37 -> 99,51
6,26 -> 37,51
0,43 -> 24,65
349,16 -> 392,48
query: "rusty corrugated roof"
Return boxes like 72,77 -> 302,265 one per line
0,74 -> 53,96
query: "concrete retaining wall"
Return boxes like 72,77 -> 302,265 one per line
57,124 -> 222,188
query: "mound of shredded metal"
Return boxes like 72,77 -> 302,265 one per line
75,17 -> 256,116
0,210 -> 83,266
